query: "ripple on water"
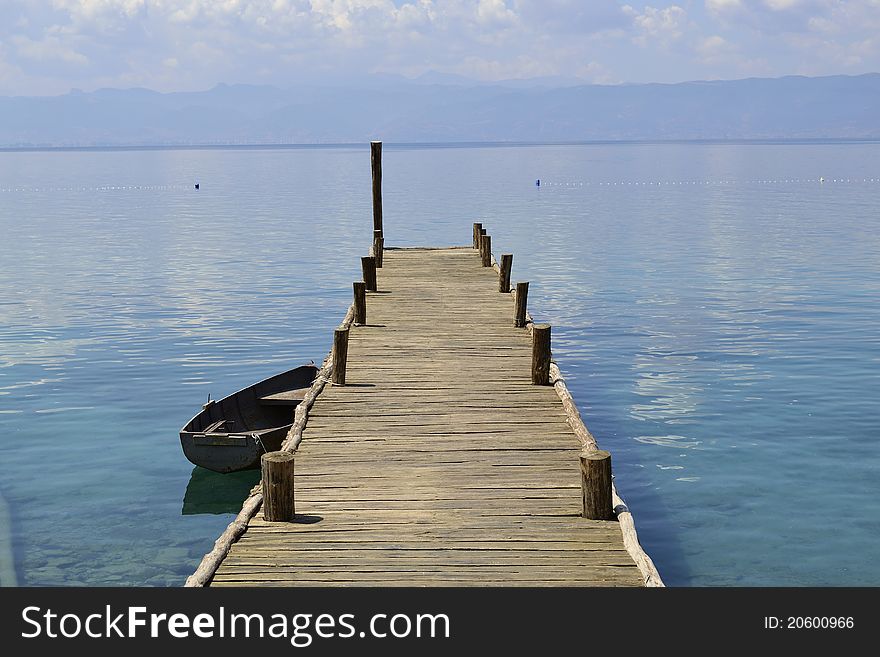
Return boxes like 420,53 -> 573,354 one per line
1,143 -> 879,587
634,435 -> 702,449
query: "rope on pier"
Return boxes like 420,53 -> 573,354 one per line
184,303 -> 355,587
491,254 -> 664,587
550,362 -> 664,587
183,494 -> 263,587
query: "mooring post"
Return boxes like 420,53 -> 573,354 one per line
532,323 -> 551,385
499,253 -> 513,292
480,234 -> 492,267
473,222 -> 482,249
373,229 -> 384,268
371,141 -> 383,237
261,451 -> 296,522
332,326 -> 350,385
514,281 -> 529,327
580,449 -> 614,520
361,256 -> 377,292
353,281 -> 366,325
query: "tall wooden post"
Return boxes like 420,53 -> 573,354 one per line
353,281 -> 366,325
332,326 -> 349,385
480,234 -> 492,267
580,449 -> 613,520
473,222 -> 482,249
532,323 -> 551,385
514,282 -> 529,327
373,229 -> 384,268
361,256 -> 377,291
261,451 -> 296,522
371,141 -> 383,237
499,253 -> 513,292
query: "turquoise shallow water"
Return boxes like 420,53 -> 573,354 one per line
0,142 -> 878,586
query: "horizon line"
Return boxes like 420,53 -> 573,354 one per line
3,137 -> 880,154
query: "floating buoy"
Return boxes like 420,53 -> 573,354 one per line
195,183 -> 200,190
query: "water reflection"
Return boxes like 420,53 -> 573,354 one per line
634,434 -> 700,449
182,467 -> 260,516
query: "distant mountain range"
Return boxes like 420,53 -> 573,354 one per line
1,73 -> 879,147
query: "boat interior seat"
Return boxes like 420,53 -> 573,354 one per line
204,419 -> 232,433
258,387 -> 310,406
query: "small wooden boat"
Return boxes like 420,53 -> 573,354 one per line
180,363 -> 318,473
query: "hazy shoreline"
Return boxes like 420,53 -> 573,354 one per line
3,137 -> 880,154
3,74 -> 879,148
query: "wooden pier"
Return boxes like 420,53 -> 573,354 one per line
186,144 -> 661,588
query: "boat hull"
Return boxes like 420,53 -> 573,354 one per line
180,424 -> 290,473
179,364 -> 318,473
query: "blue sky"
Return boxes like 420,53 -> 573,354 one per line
1,1 -> 879,95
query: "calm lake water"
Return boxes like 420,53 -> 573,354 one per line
0,142 -> 878,586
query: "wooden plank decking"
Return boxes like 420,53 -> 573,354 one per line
210,247 -> 644,587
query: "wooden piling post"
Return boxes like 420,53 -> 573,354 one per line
580,449 -> 613,520
499,253 -> 513,292
332,326 -> 349,385
353,281 -> 366,325
371,141 -> 383,236
373,229 -> 384,268
361,256 -> 377,291
473,222 -> 482,249
261,451 -> 296,522
532,323 -> 551,385
480,234 -> 492,267
514,281 -> 529,327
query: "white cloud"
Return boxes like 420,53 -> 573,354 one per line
11,34 -> 89,66
475,0 -> 518,26
697,34 -> 729,56
51,0 -> 147,34
514,0 -> 631,34
51,0 -> 145,17
633,5 -> 687,34
626,5 -> 689,47
763,0 -> 802,10
0,43 -> 26,87
706,0 -> 742,13
1,0 -> 879,94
